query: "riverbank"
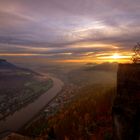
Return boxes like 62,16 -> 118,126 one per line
0,75 -> 63,134
0,78 -> 53,121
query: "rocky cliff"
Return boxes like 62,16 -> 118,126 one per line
112,64 -> 140,140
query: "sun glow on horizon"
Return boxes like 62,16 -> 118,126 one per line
0,50 -> 132,64
111,53 -> 121,59
96,52 -> 132,63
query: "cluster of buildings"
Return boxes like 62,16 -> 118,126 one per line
42,83 -> 81,118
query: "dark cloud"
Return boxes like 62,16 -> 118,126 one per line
0,0 -> 140,61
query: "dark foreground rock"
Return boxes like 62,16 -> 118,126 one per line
112,64 -> 140,140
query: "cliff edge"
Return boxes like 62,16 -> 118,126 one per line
112,64 -> 140,140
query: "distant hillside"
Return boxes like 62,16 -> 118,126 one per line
0,59 -> 17,69
85,62 -> 97,65
68,63 -> 117,86
85,62 -> 118,71
0,59 -> 39,75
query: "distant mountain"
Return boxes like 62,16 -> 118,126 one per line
67,62 -> 117,86
0,59 -> 39,75
85,62 -> 97,65
0,59 -> 17,69
85,62 -> 118,71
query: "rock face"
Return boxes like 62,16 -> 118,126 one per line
112,64 -> 140,140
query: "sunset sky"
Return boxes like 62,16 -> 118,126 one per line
0,0 -> 140,63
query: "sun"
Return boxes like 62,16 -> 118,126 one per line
111,53 -> 121,59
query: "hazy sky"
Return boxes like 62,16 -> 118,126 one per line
0,0 -> 140,63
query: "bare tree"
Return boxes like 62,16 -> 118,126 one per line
132,43 -> 140,63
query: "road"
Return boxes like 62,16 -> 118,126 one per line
0,75 -> 63,132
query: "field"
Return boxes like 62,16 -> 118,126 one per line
0,67 -> 53,120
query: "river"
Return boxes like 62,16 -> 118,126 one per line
0,76 -> 63,133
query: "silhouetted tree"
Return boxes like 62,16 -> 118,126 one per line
132,43 -> 140,63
